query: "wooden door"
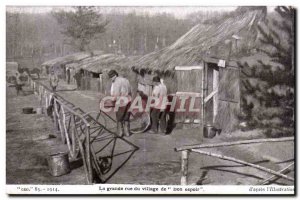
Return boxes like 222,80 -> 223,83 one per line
215,66 -> 240,132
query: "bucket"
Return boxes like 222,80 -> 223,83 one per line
22,107 -> 34,114
36,107 -> 43,114
203,124 -> 217,139
47,152 -> 71,176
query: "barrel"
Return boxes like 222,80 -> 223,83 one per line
22,107 -> 34,114
47,152 -> 71,176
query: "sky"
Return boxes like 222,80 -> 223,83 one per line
6,6 -> 238,19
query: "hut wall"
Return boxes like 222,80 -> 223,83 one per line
175,68 -> 203,124
80,76 -> 86,90
102,74 -> 111,95
177,69 -> 202,93
90,78 -> 99,91
81,72 -> 91,90
163,74 -> 178,94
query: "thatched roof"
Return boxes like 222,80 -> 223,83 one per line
76,54 -> 140,74
41,50 -> 104,68
133,7 -> 266,73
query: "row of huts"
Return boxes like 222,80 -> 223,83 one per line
41,7 -> 267,133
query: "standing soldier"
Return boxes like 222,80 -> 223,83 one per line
66,67 -> 71,84
15,72 -> 24,96
149,76 -> 168,134
49,70 -> 59,92
74,70 -> 82,90
108,70 -> 132,137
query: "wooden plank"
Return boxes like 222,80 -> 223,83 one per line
219,98 -> 239,103
61,106 -> 74,158
259,162 -> 294,185
54,99 -> 66,143
204,89 -> 218,103
175,66 -> 203,71
86,126 -> 93,183
176,91 -> 202,97
175,137 -> 294,151
213,68 -> 219,123
73,119 -> 90,184
191,149 -> 294,181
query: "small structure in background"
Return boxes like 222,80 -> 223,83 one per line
6,62 -> 19,84
41,51 -> 95,79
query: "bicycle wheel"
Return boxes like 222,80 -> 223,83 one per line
129,111 -> 150,134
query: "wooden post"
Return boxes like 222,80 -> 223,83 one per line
54,99 -> 66,143
61,106 -> 73,158
99,74 -> 103,93
33,82 -> 36,94
45,92 -> 48,108
71,116 -> 76,156
86,125 -> 93,184
202,63 -> 206,133
73,116 -> 90,183
53,100 -> 59,133
181,150 -> 189,185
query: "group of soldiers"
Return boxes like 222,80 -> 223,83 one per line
48,68 -> 169,137
107,69 -> 168,137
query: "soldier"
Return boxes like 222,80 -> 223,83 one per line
149,76 -> 168,134
108,70 -> 132,137
49,70 -> 59,92
15,72 -> 24,96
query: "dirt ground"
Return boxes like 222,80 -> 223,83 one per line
6,85 -> 86,184
6,79 -> 294,185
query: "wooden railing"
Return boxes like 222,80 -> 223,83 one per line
175,137 -> 294,185
29,77 -> 139,184
29,77 -> 93,184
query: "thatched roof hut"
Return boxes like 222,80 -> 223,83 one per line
68,53 -> 140,93
133,7 -> 266,73
41,51 -> 104,76
131,7 -> 267,133
64,51 -> 105,72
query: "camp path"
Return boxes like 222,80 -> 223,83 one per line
32,78 -> 294,185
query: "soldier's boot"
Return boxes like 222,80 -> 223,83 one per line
124,121 -> 131,137
117,122 -> 124,137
